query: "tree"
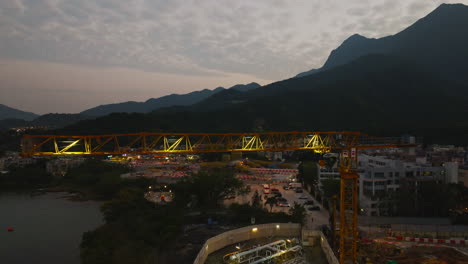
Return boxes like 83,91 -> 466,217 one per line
324,157 -> 337,170
298,161 -> 318,190
321,179 -> 340,199
251,190 -> 262,208
171,169 -> 244,208
2,161 -> 52,187
289,202 -> 307,224
264,197 -> 277,212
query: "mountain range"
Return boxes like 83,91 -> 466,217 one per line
296,3 -> 468,82
0,83 -> 260,128
80,82 -> 260,117
6,4 -> 468,145
0,104 -> 38,121
57,3 -> 468,145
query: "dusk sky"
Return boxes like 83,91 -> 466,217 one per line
1,0 -> 467,114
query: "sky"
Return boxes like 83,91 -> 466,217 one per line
1,0 -> 467,114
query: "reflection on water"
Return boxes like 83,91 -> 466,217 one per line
0,192 -> 103,264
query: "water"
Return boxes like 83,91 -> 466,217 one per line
0,192 -> 103,264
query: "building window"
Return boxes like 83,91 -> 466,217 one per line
374,172 -> 385,178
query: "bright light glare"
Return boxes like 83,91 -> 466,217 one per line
252,227 -> 258,232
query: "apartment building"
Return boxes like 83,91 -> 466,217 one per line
358,154 -> 445,216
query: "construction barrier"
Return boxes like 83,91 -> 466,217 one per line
392,236 -> 468,245
249,168 -> 298,175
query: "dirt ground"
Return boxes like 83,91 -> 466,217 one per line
153,225 -> 238,264
359,242 -> 468,264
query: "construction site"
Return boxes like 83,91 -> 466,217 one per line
204,237 -> 326,264
358,241 -> 468,264
21,132 -> 468,264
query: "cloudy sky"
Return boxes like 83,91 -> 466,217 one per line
1,0 -> 466,114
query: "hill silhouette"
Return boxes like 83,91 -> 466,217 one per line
0,104 -> 38,121
296,3 -> 468,83
59,54 -> 468,144
54,4 -> 468,145
80,83 -> 260,117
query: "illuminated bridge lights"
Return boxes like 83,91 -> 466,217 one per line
20,131 -> 410,156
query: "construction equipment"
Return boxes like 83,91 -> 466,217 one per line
339,148 -> 360,264
224,239 -> 305,264
21,131 -> 409,156
21,131 -> 414,264
329,194 -> 338,251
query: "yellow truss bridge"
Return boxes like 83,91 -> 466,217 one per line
21,131 -> 409,156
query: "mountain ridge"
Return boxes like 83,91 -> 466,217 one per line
0,104 -> 39,121
15,4 -> 468,146
80,82 -> 260,117
58,54 -> 468,144
295,3 -> 468,81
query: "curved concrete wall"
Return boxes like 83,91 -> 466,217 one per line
193,223 -> 301,264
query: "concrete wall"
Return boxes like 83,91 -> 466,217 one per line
193,223 -> 301,264
302,230 -> 339,264
193,224 -> 340,264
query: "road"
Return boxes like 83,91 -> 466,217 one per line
226,183 -> 330,230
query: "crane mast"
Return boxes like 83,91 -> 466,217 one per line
339,149 -> 359,264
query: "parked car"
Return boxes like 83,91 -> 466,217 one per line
294,188 -> 303,193
263,184 -> 270,189
308,206 -> 320,211
263,189 -> 270,194
303,200 -> 314,205
278,202 -> 291,207
282,185 -> 290,190
277,197 -> 287,203
298,195 -> 308,199
271,188 -> 279,192
289,183 -> 302,188
273,192 -> 282,198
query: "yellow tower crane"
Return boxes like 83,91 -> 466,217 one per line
20,131 -> 414,264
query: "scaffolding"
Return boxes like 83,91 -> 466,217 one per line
224,239 -> 307,264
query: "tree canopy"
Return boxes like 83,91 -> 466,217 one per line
171,169 -> 244,208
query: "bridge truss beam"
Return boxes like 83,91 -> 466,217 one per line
21,131 -> 408,156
